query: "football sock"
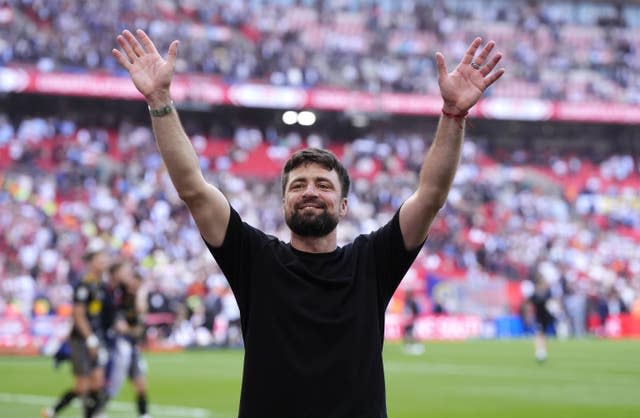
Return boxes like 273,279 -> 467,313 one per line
53,389 -> 77,413
83,391 -> 97,418
137,392 -> 148,415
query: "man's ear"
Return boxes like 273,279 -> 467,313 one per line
339,198 -> 348,218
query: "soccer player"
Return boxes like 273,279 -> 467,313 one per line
402,289 -> 424,355
104,262 -> 150,418
528,278 -> 554,362
42,244 -> 110,418
113,29 -> 503,417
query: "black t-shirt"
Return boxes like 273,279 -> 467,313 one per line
70,278 -> 107,340
205,207 -> 422,418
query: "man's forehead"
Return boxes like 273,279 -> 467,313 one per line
288,162 -> 337,180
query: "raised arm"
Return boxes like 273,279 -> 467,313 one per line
399,37 -> 504,249
112,29 -> 229,247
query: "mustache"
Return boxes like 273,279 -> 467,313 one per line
295,198 -> 326,210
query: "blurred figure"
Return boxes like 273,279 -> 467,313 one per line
42,242 -> 110,418
220,286 -> 242,348
563,281 -> 587,337
605,287 -> 628,317
528,279 -> 554,363
402,289 -> 424,355
104,262 -> 150,418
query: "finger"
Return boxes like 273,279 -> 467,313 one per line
111,49 -> 132,71
484,68 -> 506,89
122,29 -> 146,57
462,37 -> 482,65
480,52 -> 502,76
116,34 -> 137,62
435,52 -> 448,79
136,29 -> 159,55
473,40 -> 495,66
166,40 -> 179,67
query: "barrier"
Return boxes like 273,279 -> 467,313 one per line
0,313 -> 639,355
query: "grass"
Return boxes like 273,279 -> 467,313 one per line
0,339 -> 638,417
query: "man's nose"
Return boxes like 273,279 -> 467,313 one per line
302,184 -> 319,196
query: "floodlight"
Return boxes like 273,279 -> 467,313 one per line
297,111 -> 316,126
282,110 -> 298,125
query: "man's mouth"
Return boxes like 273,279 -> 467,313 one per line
297,202 -> 324,210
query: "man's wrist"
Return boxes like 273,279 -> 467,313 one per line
148,100 -> 174,117
441,107 -> 469,129
441,103 -> 466,115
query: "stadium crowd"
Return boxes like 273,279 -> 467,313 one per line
2,0 -> 640,103
0,109 -> 638,345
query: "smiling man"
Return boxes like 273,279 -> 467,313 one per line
282,149 -> 349,247
113,29 -> 504,418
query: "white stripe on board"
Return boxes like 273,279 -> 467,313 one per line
0,392 -> 221,418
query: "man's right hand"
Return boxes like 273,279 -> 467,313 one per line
112,29 -> 179,108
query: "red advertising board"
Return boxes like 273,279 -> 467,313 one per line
3,66 -> 640,124
604,314 -> 640,339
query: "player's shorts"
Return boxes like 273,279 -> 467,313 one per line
69,336 -> 108,376
534,311 -> 553,332
107,337 -> 147,397
128,342 -> 144,380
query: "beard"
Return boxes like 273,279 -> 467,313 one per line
286,204 -> 339,238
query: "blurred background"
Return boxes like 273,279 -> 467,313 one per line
0,0 -> 639,415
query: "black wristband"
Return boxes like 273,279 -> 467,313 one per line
148,100 -> 174,117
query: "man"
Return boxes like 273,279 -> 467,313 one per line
42,244 -> 110,418
105,262 -> 150,418
112,29 -> 503,417
402,289 -> 424,355
528,278 -> 554,362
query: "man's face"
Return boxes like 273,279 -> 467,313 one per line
112,263 -> 132,286
90,252 -> 109,276
283,163 -> 347,238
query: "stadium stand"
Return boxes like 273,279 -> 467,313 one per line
1,0 -> 640,102
0,0 -> 639,349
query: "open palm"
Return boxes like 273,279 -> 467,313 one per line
112,29 -> 178,101
436,37 -> 504,113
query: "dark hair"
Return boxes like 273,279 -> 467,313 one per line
281,148 -> 350,198
83,251 -> 100,262
108,261 -> 124,275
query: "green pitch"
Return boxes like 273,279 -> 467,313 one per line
0,339 -> 638,418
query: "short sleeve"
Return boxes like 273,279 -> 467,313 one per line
202,207 -> 273,313
73,283 -> 90,304
369,210 -> 424,303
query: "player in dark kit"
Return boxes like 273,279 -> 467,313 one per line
104,262 -> 150,418
113,28 -> 504,417
528,279 -> 554,362
403,289 -> 424,355
42,244 -> 110,418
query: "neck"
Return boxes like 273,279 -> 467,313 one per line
290,231 -> 337,254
